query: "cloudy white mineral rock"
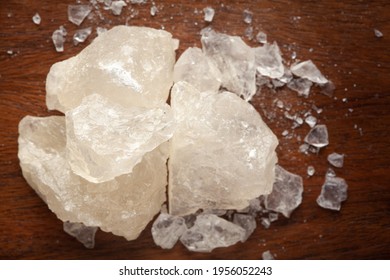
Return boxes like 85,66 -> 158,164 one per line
168,81 -> 278,216
46,26 -> 176,113
18,116 -> 168,240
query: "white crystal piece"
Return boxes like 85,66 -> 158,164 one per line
73,27 -> 92,46
316,176 -> 348,211
304,124 -> 329,148
305,115 -> 317,128
18,116 -> 168,240
243,9 -> 252,24
201,29 -> 256,101
261,217 -> 270,229
180,214 -> 246,252
287,78 -> 313,97
374,29 -> 383,38
63,222 -> 98,249
32,13 -> 41,25
307,165 -> 315,176
150,5 -> 158,16
152,213 -> 187,249
256,31 -> 267,44
255,42 -> 284,79
66,94 -> 174,183
232,213 -> 256,241
68,5 -> 92,26
52,27 -> 66,52
326,168 -> 337,178
203,7 -> 215,22
291,60 -> 328,84
174,47 -> 222,93
169,82 -> 278,216
264,165 -> 303,218
46,26 -> 176,113
262,250 -> 274,260
110,0 -> 127,15
327,152 -> 344,168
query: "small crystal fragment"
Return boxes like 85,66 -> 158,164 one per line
110,0 -> 127,15
255,42 -> 284,79
66,94 -> 175,183
327,152 -> 344,168
326,168 -> 336,178
73,27 -> 92,45
32,13 -> 41,25
180,214 -> 246,252
304,124 -> 329,148
290,60 -> 328,84
256,31 -> 267,44
307,165 -> 315,176
150,5 -> 158,16
287,78 -> 313,97
63,222 -> 98,249
264,165 -> 303,218
174,47 -> 222,93
201,29 -> 256,100
203,7 -> 215,22
245,26 -> 254,40
51,26 -> 66,52
305,115 -> 317,128
243,9 -> 253,24
268,212 -> 278,222
262,250 -> 274,260
68,5 -> 92,26
169,82 -> 278,216
316,177 -> 348,211
232,214 -> 256,241
261,217 -> 271,229
374,29 -> 383,38
151,213 -> 187,249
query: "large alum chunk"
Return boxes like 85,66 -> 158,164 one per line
18,116 -> 168,241
66,94 -> 174,183
169,81 -> 278,216
46,26 -> 176,113
201,29 -> 256,100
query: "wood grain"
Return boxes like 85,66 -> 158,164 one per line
0,0 -> 389,259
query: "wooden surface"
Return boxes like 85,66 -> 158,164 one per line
1,0 -> 389,260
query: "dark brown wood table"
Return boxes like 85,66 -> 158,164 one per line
1,0 -> 389,260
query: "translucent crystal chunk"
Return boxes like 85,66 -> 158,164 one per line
18,116 -> 168,240
327,152 -> 344,168
169,82 -> 278,216
307,165 -> 315,176
290,60 -> 328,84
32,13 -> 41,25
255,42 -> 284,79
304,124 -> 329,148
203,7 -> 215,22
256,31 -> 267,44
264,165 -> 303,218
262,250 -> 274,260
73,27 -> 92,46
305,115 -> 317,128
68,5 -> 92,26
46,26 -> 176,113
232,213 -> 256,241
326,168 -> 336,178
66,94 -> 174,183
316,177 -> 348,211
63,222 -> 98,249
174,47 -> 222,93
110,0 -> 127,15
374,29 -> 383,38
180,214 -> 246,252
201,29 -> 256,101
151,213 -> 187,249
52,27 -> 66,52
243,9 -> 253,24
287,78 -> 313,97
150,5 -> 158,16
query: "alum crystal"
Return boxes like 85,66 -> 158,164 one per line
52,26 -> 66,52
110,0 -> 127,15
63,222 -> 98,249
232,214 -> 256,241
290,60 -> 328,84
73,27 -> 92,46
304,124 -> 329,148
327,152 -> 344,168
203,7 -> 215,22
255,42 -> 284,79
152,213 -> 187,249
316,176 -> 348,211
68,5 -> 92,26
169,82 -> 278,216
32,13 -> 41,25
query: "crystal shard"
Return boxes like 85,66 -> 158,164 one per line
110,1 -> 127,15
255,42 -> 284,79
180,214 -> 246,252
203,7 -> 215,22
46,26 -> 176,113
63,222 -> 98,249
201,29 -> 256,101
316,176 -> 348,211
262,250 -> 274,260
290,60 -> 328,84
32,13 -> 41,25
73,27 -> 92,46
18,116 -> 168,240
52,26 -> 66,52
264,165 -> 303,218
174,47 -> 222,93
304,124 -> 329,148
68,5 -> 92,26
169,82 -> 278,216
256,31 -> 267,44
151,213 -> 187,249
233,214 -> 256,241
327,152 -> 344,168
66,93 -> 174,183
287,78 -> 313,97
